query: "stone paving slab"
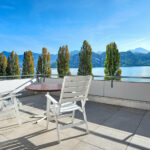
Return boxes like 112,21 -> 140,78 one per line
126,135 -> 150,150
102,107 -> 145,133
82,124 -> 132,150
126,111 -> 150,150
0,94 -> 150,150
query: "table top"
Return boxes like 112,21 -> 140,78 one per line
25,83 -> 62,92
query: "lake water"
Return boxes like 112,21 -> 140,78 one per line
51,66 -> 150,82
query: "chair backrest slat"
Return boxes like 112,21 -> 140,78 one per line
62,91 -> 86,98
61,96 -> 85,103
63,86 -> 87,93
60,76 -> 92,104
65,81 -> 89,87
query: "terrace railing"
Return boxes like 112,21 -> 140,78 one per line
1,73 -> 150,88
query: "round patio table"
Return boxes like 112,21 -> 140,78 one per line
25,83 -> 62,123
25,83 -> 62,93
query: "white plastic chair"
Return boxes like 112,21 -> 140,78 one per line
0,93 -> 22,125
46,75 -> 92,143
0,78 -> 36,125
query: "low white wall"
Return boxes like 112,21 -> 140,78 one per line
89,80 -> 150,102
44,78 -> 150,103
89,96 -> 150,111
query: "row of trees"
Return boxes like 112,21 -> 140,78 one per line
0,48 -> 51,78
78,41 -> 121,80
0,40 -> 121,79
56,40 -> 93,77
0,51 -> 20,78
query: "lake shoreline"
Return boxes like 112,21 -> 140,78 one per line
51,65 -> 150,69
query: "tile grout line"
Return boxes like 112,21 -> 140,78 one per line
81,140 -> 107,150
65,106 -> 122,149
73,107 -> 123,150
125,110 -> 147,150
99,106 -> 122,125
69,139 -> 106,150
67,106 -> 121,138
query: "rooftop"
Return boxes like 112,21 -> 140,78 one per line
0,93 -> 150,150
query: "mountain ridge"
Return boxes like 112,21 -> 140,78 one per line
128,47 -> 150,54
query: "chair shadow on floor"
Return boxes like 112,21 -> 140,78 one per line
0,128 -> 87,150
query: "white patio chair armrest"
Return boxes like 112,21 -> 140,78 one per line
45,94 -> 59,105
0,93 -> 22,101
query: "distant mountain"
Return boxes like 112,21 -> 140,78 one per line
2,51 -> 11,57
70,50 -> 79,55
63,50 -> 150,68
120,51 -> 150,66
129,47 -> 150,54
50,54 -> 57,64
96,51 -> 104,55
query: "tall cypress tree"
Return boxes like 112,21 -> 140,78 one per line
14,53 -> 20,78
22,52 -> 27,77
3,56 -> 7,76
6,51 -> 20,78
36,55 -> 42,76
57,45 -> 71,77
0,53 -> 7,76
6,56 -> 11,76
104,42 -> 121,80
46,52 -> 51,77
10,51 -> 15,75
36,47 -> 51,77
42,47 -> 47,75
27,51 -> 34,78
22,51 -> 34,78
78,40 -> 92,75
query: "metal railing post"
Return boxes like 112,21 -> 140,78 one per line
111,79 -> 113,88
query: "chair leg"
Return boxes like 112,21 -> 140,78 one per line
71,110 -> 75,123
13,97 -> 22,125
82,107 -> 89,134
55,114 -> 61,143
47,113 -> 50,129
46,97 -> 50,129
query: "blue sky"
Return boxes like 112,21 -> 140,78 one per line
0,0 -> 150,54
